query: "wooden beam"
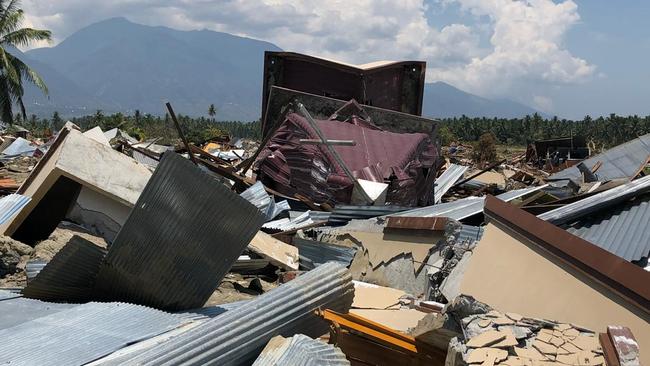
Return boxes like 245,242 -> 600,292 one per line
165,102 -> 197,165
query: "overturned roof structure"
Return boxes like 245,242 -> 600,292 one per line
261,52 -> 426,136
262,86 -> 437,140
256,106 -> 438,206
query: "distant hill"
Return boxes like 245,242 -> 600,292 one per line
16,17 -> 542,121
23,17 -> 281,120
423,81 -> 544,119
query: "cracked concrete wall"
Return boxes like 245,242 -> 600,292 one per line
67,187 -> 131,243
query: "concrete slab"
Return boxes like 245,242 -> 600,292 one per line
2,127 -> 151,244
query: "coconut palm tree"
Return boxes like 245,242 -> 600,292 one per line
0,0 -> 51,124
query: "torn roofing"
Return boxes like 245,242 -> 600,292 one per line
549,133 -> 650,183
93,152 -> 265,311
538,175 -> 650,226
434,164 -> 468,203
22,235 -> 107,303
0,302 -> 183,366
252,334 -> 350,366
0,194 -> 30,225
292,237 -> 357,270
485,195 -> 650,315
256,111 -> 437,206
240,181 -> 290,220
119,262 -> 354,365
387,185 -> 547,221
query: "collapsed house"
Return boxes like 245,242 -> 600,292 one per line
255,102 -> 438,206
1,126 -> 152,244
0,50 -> 647,366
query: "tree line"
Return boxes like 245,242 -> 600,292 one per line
18,111 -> 650,148
20,110 -> 261,144
438,113 -> 650,148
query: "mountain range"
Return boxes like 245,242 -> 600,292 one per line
18,17 -> 542,121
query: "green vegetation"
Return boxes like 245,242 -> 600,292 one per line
473,132 -> 498,163
0,0 -> 52,124
25,111 -> 261,144
20,110 -> 650,150
440,113 -> 650,148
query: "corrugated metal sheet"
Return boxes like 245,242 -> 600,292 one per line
566,195 -> 650,262
252,334 -> 350,366
459,225 -> 485,243
240,181 -> 290,220
538,175 -> 650,225
388,185 -> 547,220
263,210 -> 330,231
231,256 -> 271,273
549,133 -> 650,183
24,260 -> 47,281
328,205 -> 411,225
293,237 -> 357,270
0,296 -> 77,329
0,193 -> 30,225
0,289 -> 21,301
176,300 -> 249,321
132,149 -> 160,168
1,137 -> 36,157
22,235 -> 107,302
434,164 -> 468,203
120,262 -> 354,365
94,152 -> 266,311
0,302 -> 183,366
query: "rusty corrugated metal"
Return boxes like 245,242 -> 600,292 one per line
93,152 -> 265,311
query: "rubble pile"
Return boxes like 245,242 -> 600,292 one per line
0,51 -> 647,365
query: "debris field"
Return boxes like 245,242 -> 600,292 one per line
0,51 -> 646,366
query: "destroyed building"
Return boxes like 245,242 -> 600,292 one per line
0,50 -> 647,366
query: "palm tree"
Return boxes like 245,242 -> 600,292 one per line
208,104 -> 216,120
0,0 -> 51,124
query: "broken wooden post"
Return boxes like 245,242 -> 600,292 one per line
165,102 -> 198,165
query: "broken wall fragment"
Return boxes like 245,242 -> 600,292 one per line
2,127 -> 152,244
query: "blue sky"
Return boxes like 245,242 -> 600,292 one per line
21,0 -> 650,119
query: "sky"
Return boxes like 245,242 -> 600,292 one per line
20,0 -> 650,119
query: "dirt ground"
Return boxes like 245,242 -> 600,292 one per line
204,273 -> 277,306
0,222 -> 108,288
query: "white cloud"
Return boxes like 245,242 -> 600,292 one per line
533,95 -> 553,112
19,0 -> 595,113
431,0 -> 595,96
